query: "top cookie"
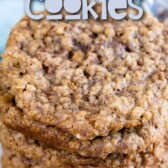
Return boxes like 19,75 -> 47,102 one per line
2,13 -> 168,140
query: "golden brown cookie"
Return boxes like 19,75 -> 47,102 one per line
1,123 -> 168,168
0,90 -> 167,159
1,13 -> 168,141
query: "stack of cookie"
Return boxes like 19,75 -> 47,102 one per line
0,13 -> 168,168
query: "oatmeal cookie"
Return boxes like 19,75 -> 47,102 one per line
1,123 -> 168,168
1,13 -> 168,141
0,63 -> 8,92
0,90 -> 168,159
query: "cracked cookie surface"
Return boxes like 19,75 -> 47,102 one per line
1,13 -> 168,141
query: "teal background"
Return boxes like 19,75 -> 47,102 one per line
0,0 -> 44,54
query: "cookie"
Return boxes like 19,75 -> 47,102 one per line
1,13 -> 168,141
0,63 -> 8,92
1,123 -> 168,168
0,88 -> 167,159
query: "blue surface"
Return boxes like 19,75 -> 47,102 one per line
0,0 -> 44,54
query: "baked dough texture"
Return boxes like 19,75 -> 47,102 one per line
1,123 -> 168,168
0,12 -> 168,167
